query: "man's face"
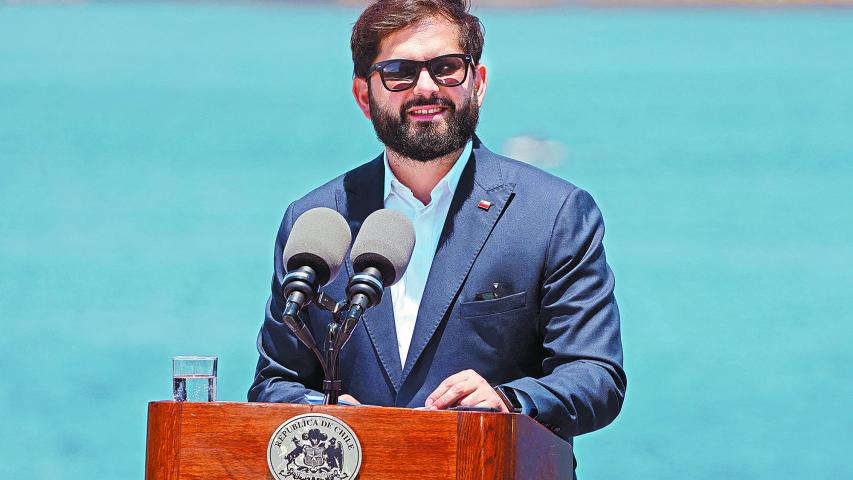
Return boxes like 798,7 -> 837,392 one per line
353,17 -> 488,162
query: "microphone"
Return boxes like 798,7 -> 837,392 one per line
340,209 -> 415,339
280,207 -> 351,351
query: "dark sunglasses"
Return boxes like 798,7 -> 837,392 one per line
366,53 -> 473,92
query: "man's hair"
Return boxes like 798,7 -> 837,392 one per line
350,0 -> 485,79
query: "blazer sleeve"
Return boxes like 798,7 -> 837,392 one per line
503,187 -> 627,438
247,204 -> 324,403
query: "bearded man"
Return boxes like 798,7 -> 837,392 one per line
249,0 -> 626,472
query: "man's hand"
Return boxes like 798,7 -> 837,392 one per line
339,394 -> 361,405
425,369 -> 509,412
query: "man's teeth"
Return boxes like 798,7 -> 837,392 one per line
412,108 -> 442,115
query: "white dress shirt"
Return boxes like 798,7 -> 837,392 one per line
383,141 -> 472,366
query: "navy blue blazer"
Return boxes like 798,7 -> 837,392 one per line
249,137 -> 626,444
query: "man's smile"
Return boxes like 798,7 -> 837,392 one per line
406,104 -> 449,121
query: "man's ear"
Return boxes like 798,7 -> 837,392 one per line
473,63 -> 488,108
353,76 -> 372,120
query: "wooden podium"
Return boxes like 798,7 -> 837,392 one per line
145,401 -> 573,479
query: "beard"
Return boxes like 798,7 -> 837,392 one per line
368,89 -> 479,162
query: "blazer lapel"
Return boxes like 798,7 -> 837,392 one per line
401,138 -> 516,381
336,155 -> 404,391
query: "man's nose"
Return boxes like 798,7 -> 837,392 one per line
411,67 -> 440,96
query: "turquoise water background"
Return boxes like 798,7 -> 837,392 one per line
1,3 -> 852,478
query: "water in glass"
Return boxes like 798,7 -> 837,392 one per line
172,374 -> 216,402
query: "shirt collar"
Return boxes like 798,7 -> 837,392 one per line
382,140 -> 473,205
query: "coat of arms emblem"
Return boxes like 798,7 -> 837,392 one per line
267,413 -> 362,480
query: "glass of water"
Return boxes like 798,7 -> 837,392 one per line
172,356 -> 217,402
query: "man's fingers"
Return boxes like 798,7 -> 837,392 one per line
458,385 -> 507,412
426,369 -> 503,410
426,370 -> 511,412
426,370 -> 474,407
458,389 -> 490,407
429,379 -> 476,409
474,398 -> 508,412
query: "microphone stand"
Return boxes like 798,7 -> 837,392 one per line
283,269 -> 384,405
323,301 -> 366,405
313,292 -> 345,405
323,321 -> 342,405
317,268 -> 384,405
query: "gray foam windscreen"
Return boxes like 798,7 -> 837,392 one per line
283,207 -> 352,285
350,209 -> 416,287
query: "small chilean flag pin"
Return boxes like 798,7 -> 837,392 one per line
477,199 -> 492,210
